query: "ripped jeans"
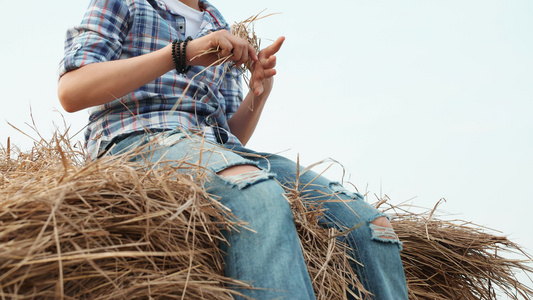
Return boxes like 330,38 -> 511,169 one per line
102,129 -> 408,300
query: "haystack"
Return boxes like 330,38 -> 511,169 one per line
1,131 -> 532,299
2,11 -> 532,299
0,133 -> 247,299
384,200 -> 533,299
0,131 -> 367,299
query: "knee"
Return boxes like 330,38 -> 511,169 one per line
371,216 -> 393,229
370,216 -> 398,241
215,164 -> 288,213
217,164 -> 261,177
215,164 -> 273,189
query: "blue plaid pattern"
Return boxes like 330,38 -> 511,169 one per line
59,0 -> 243,159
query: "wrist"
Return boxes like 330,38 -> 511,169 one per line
171,37 -> 193,74
163,44 -> 176,71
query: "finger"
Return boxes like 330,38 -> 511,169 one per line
238,43 -> 251,66
253,81 -> 264,96
218,37 -> 234,58
251,66 -> 264,95
226,36 -> 254,66
247,43 -> 258,62
260,55 -> 277,70
231,43 -> 243,63
251,59 -> 276,84
262,68 -> 276,78
251,69 -> 275,96
258,36 -> 285,59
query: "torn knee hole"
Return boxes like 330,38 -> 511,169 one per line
371,216 -> 393,228
370,217 -> 398,241
217,165 -> 261,177
216,165 -> 273,189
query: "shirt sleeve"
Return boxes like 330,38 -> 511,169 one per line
220,65 -> 244,121
58,0 -> 131,78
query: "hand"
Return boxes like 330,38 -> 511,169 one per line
250,36 -> 285,97
186,30 -> 258,67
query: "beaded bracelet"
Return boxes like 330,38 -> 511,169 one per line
171,39 -> 179,72
171,37 -> 193,75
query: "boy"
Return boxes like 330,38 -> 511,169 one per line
58,0 -> 408,298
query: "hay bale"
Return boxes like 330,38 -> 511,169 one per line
2,133 -> 532,299
382,200 -> 533,299
0,133 -> 248,299
0,133 -> 368,299
3,13 -> 530,300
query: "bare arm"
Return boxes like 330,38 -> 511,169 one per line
58,45 -> 173,113
228,37 -> 285,145
58,30 -> 257,113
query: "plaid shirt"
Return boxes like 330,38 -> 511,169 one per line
59,0 -> 243,159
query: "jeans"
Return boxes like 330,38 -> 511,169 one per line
102,129 -> 409,299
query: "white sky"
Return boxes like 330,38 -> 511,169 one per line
1,0 -> 532,293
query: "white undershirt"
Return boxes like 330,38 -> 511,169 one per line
161,0 -> 204,38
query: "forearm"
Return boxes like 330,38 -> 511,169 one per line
58,31 -> 257,113
58,44 -> 174,113
228,88 -> 271,146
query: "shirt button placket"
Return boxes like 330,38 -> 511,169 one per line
177,16 -> 186,36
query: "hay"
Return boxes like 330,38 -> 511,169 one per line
230,10 -> 267,75
2,132 -> 532,299
284,158 -> 370,300
0,132 -> 249,299
0,132 -> 368,299
381,199 -> 533,299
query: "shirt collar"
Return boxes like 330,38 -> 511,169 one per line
151,0 -> 227,30
199,0 -> 226,28
152,0 -> 168,11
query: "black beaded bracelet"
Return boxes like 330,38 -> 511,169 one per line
181,36 -> 192,73
171,39 -> 180,72
171,37 -> 193,75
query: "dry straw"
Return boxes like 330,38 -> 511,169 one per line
0,132 -> 249,299
1,12 -> 532,300
169,11 -> 272,114
0,130 -> 369,299
1,130 -> 532,299
230,10 -> 272,78
381,198 -> 533,299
